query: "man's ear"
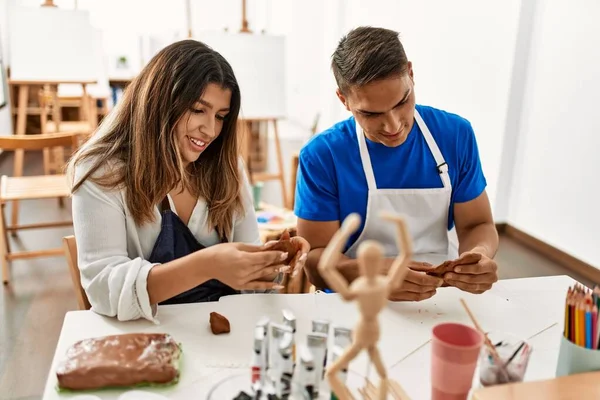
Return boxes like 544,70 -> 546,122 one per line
407,61 -> 414,84
336,88 -> 351,112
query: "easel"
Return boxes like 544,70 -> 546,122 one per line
238,118 -> 289,209
8,79 -> 95,225
228,0 -> 289,209
8,1 -> 100,226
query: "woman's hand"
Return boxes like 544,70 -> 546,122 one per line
203,242 -> 290,291
263,236 -> 310,278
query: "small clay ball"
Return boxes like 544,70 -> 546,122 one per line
209,312 -> 230,334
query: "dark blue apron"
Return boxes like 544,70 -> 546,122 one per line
149,196 -> 239,305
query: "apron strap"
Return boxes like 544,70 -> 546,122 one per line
414,109 -> 452,189
160,196 -> 171,212
160,194 -> 228,243
355,119 -> 378,191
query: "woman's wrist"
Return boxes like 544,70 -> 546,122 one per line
147,249 -> 215,304
191,247 -> 216,281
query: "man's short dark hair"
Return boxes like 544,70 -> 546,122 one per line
332,26 -> 409,94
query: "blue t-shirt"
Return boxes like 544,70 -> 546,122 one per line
294,104 -> 487,252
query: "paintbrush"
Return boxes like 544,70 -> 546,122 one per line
502,341 -> 525,368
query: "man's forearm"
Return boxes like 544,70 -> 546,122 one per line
305,248 -> 360,289
458,222 -> 499,258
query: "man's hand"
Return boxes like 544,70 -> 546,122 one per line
442,251 -> 498,294
385,260 -> 444,301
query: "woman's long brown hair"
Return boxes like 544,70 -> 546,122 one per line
67,40 -> 243,238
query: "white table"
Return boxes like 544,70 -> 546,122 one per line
42,275 -> 574,399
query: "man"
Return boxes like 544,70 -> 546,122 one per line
294,26 -> 499,301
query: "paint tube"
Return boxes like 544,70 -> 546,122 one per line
311,320 -> 330,379
306,332 -> 327,396
312,319 -> 331,335
251,326 -> 264,387
268,322 -> 293,386
333,326 -> 352,348
275,330 -> 294,399
294,345 -> 317,400
282,309 -> 297,363
256,316 -> 270,384
251,381 -> 262,400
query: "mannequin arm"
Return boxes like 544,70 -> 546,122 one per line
317,213 -> 362,300
380,212 -> 413,292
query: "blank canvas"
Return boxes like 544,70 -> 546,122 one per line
195,31 -> 287,119
9,6 -> 97,82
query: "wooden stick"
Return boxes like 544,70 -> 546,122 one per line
361,378 -> 411,400
460,298 -> 501,360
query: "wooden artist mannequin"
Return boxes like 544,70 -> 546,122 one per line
318,212 -> 413,400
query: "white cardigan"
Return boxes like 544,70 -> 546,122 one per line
71,158 -> 262,323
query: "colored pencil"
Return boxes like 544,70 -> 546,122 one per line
563,283 -> 600,349
564,288 -> 571,339
593,305 -> 598,350
570,294 -> 576,343
585,305 -> 593,348
574,298 -> 581,346
579,299 -> 586,347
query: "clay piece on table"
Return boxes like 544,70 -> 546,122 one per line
210,311 -> 231,335
263,229 -> 301,268
56,333 -> 181,391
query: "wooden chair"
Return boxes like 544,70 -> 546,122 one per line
63,235 -> 91,310
0,131 -> 85,284
39,85 -> 94,175
289,152 -> 300,210
287,114 -> 318,210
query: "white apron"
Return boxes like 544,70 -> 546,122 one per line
344,109 -> 458,266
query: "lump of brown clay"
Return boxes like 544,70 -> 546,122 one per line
263,229 -> 301,268
56,333 -> 181,390
210,312 -> 230,334
426,253 -> 483,278
426,260 -> 456,277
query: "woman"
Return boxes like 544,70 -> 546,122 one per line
68,40 -> 309,323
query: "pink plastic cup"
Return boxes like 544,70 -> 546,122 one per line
431,322 -> 483,400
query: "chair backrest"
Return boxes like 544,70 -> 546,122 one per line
0,131 -> 86,152
62,235 -> 91,310
289,152 -> 300,210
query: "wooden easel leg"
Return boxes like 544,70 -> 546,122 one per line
12,84 -> 29,229
272,120 -> 289,208
1,203 -> 11,284
51,84 -> 62,131
41,85 -> 51,175
51,85 -> 65,206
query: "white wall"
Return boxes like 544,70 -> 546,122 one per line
506,0 -> 600,267
338,0 -> 522,215
260,0 -> 523,212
